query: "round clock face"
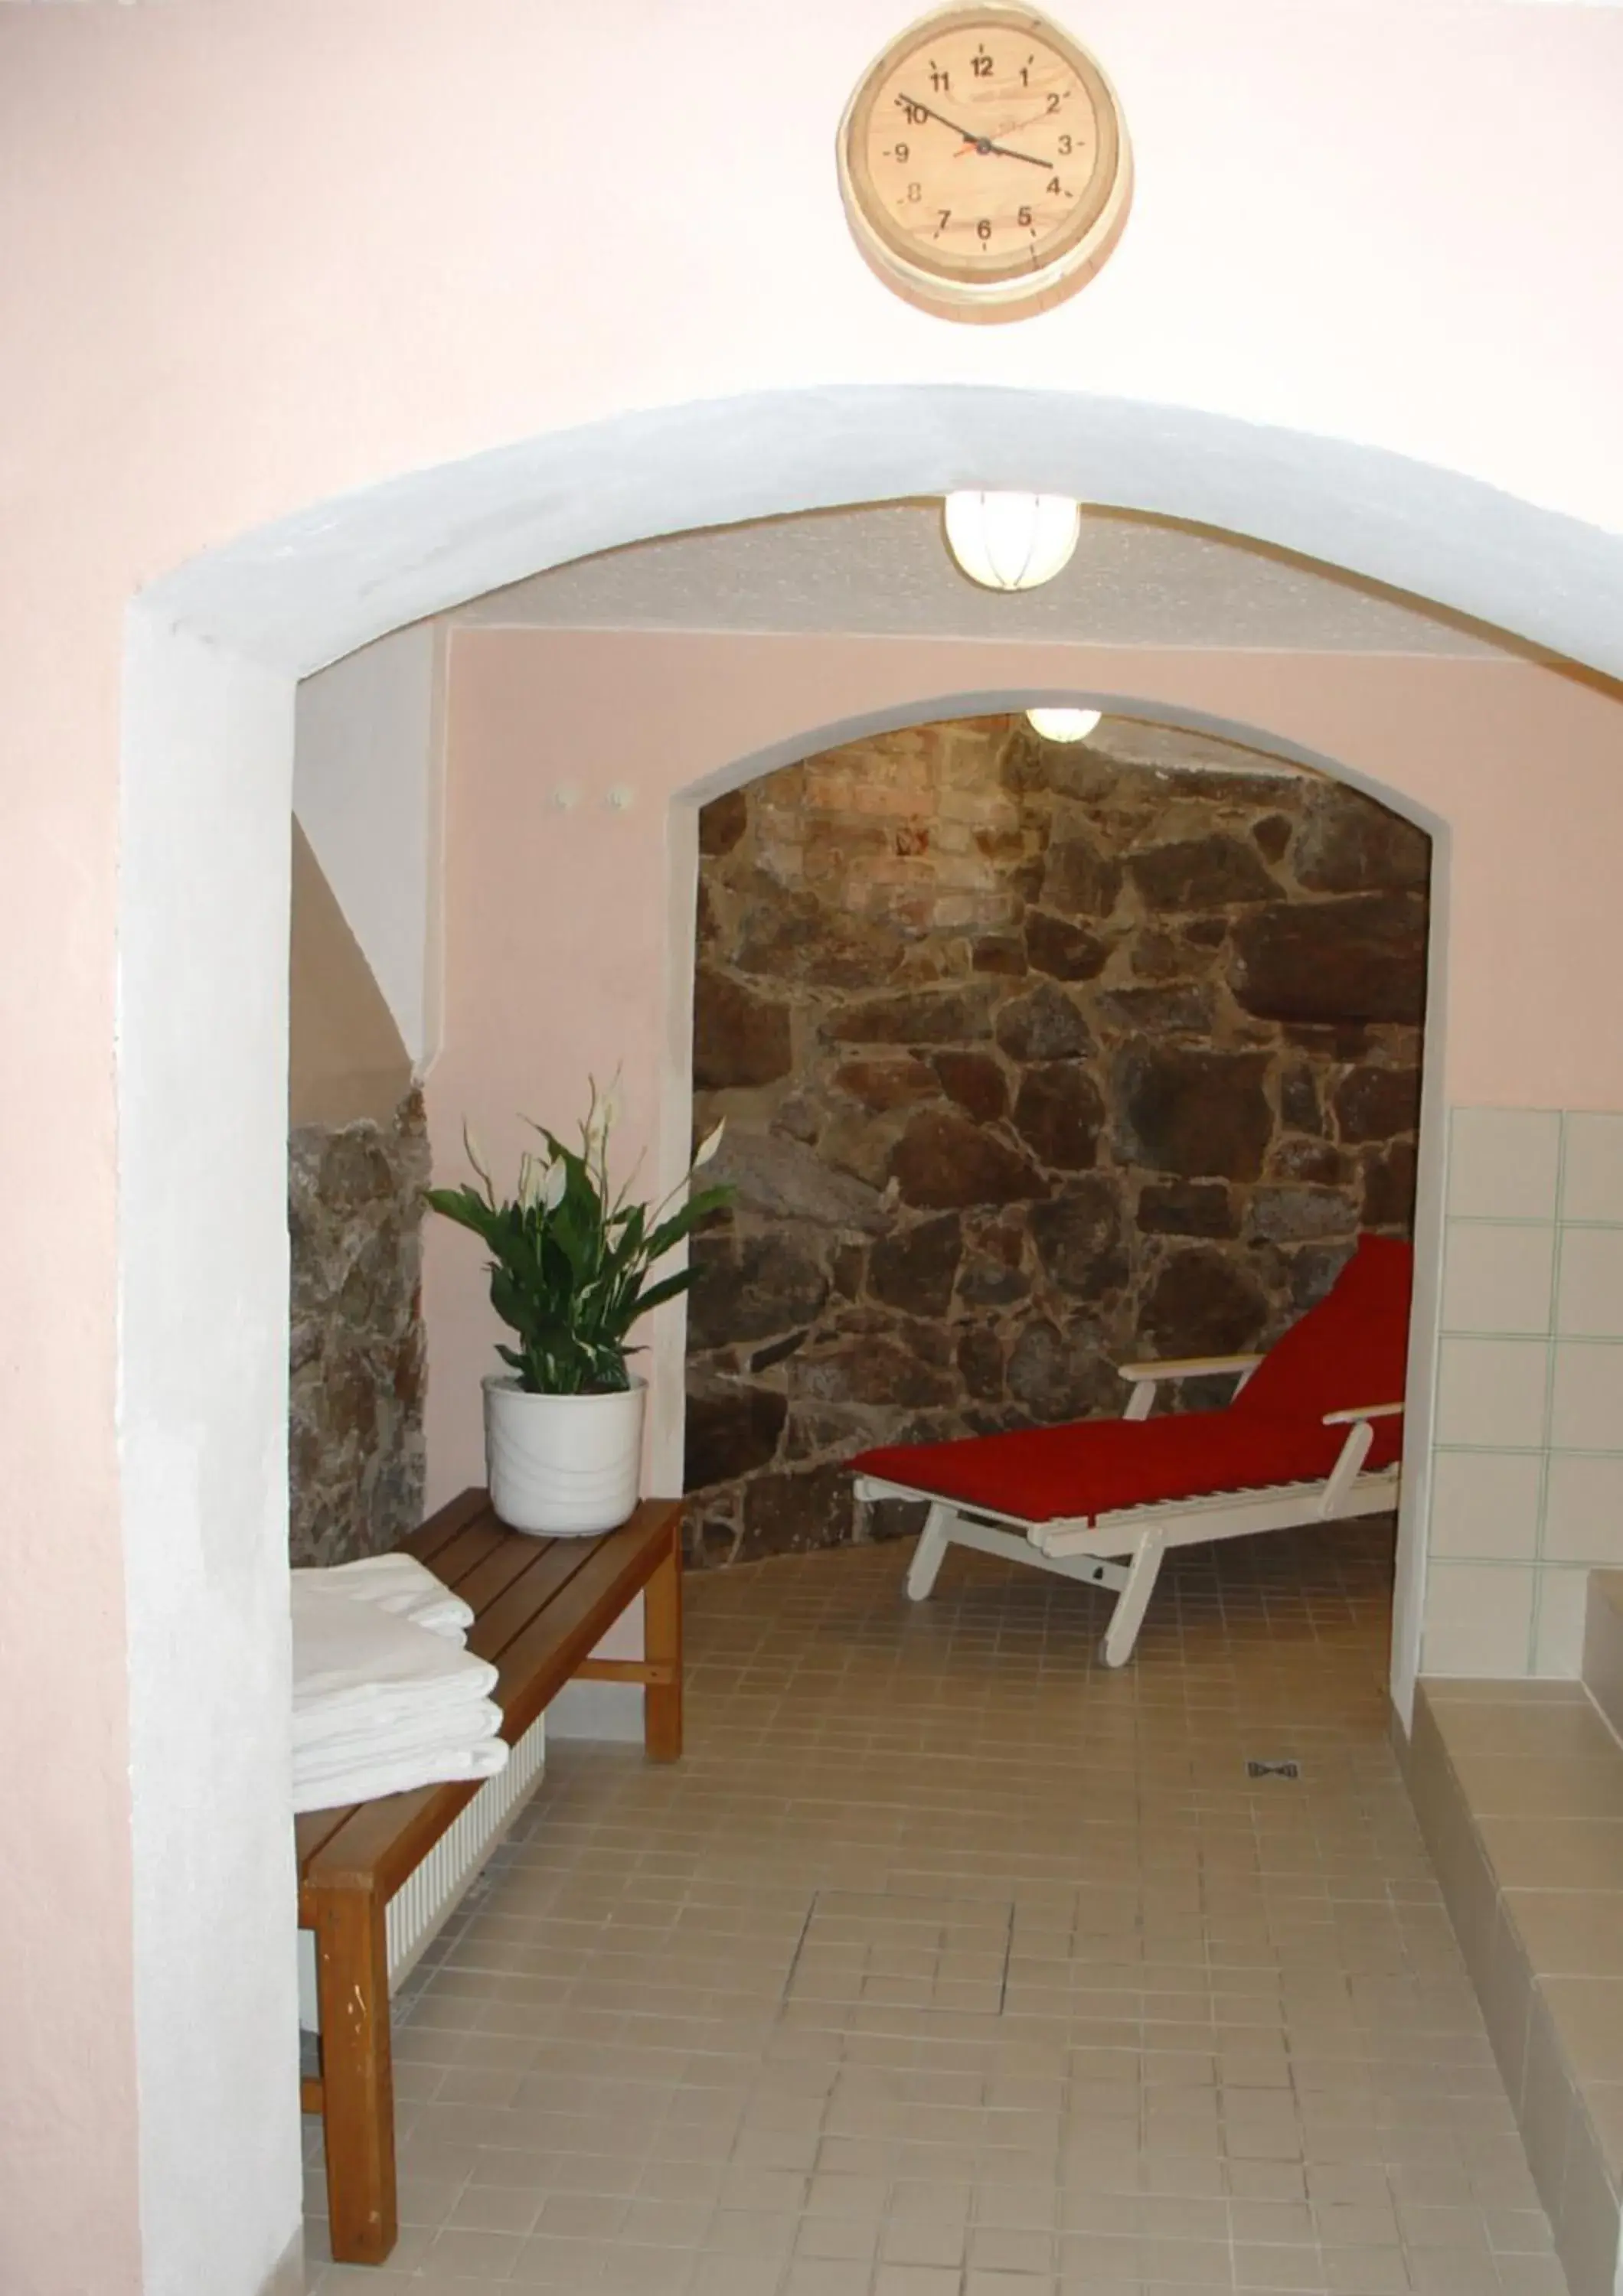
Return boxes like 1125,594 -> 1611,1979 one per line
838,4 -> 1132,321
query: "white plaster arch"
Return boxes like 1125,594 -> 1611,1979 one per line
154,387 -> 1623,679
120,386 -> 1550,2293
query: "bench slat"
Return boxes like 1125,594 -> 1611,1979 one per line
407,1518 -> 512,1592
401,1487 -> 491,1569
452,1528 -> 589,1632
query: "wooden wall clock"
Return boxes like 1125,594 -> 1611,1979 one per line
837,2 -> 1132,323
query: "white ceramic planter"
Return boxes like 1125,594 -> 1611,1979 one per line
482,1375 -> 647,1537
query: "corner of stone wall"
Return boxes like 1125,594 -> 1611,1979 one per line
289,1084 -> 429,1566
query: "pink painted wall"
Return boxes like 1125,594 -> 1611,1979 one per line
0,0 -> 1619,2281
426,628 -> 1623,1497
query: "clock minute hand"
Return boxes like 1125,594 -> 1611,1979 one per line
897,90 -> 988,148
977,136 -> 1053,168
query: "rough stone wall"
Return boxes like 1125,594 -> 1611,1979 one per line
289,1088 -> 429,1566
684,716 -> 1429,1567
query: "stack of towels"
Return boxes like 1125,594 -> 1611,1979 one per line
291,1554 -> 511,1814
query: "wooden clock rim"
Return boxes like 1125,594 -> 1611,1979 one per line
839,2 -> 1128,296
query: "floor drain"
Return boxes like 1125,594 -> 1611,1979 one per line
1246,1758 -> 1301,1779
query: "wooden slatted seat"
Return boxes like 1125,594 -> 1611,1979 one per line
297,1489 -> 683,2265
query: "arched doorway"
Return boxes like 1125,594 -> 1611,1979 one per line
122,385 -> 1606,2288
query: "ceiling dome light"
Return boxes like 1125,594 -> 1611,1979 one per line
943,491 -> 1082,592
1026,707 -> 1102,744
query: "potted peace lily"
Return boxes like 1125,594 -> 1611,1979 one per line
426,1083 -> 730,1536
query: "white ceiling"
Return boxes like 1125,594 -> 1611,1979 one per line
455,501 -> 1524,657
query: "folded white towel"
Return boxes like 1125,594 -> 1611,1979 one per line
293,1734 -> 509,1815
290,1573 -> 509,1811
291,1577 -> 497,1726
296,1696 -> 504,1769
293,1554 -> 473,1645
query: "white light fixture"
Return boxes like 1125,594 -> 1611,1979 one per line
943,491 -> 1081,592
1025,706 -> 1102,744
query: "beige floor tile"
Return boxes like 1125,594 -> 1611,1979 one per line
304,1521 -> 1566,2296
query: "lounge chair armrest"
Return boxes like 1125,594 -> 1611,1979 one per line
1322,1401 -> 1405,1426
1117,1354 -> 1265,1384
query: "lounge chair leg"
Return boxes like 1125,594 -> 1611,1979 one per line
1099,1530 -> 1166,1668
906,1503 -> 955,1601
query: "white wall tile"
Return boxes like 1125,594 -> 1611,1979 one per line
1442,1220 -> 1555,1335
1561,1114 -> 1623,1225
1423,1561 -> 1534,1676
1556,1227 -> 1623,1339
1533,1567 -> 1590,1677
1543,1454 -> 1623,1564
1550,1342 -> 1623,1452
1433,1336 -> 1550,1450
1429,1450 -> 1543,1561
1448,1109 -> 1562,1221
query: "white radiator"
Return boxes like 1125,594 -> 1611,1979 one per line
298,1709 -> 547,2032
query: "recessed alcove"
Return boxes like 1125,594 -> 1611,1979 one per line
684,709 -> 1429,1567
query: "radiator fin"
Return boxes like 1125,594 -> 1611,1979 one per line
298,1711 -> 547,2033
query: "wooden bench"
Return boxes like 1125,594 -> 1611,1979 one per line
296,1489 -> 683,2265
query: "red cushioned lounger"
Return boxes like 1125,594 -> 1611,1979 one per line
850,1234 -> 1412,1668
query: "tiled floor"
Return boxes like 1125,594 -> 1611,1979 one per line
305,1521 -> 1565,2294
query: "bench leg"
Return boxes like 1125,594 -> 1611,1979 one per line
312,1883 -> 397,2265
643,1531 -> 683,1762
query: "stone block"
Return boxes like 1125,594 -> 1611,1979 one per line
956,1323 -> 1005,1401
1334,1063 -> 1422,1143
1096,983 -> 1216,1036
684,1387 -> 788,1490
1230,894 -> 1427,1025
698,788 -> 749,856
707,1132 -> 890,1232
1294,785 -> 1431,893
995,982 -> 1093,1062
1245,1186 -> 1357,1244
868,1214 -> 963,1319
794,1334 -> 957,1410
1128,834 -> 1278,912
1141,1247 -> 1270,1358
1363,1139 -> 1418,1228
890,1110 -> 1049,1211
830,1056 -> 939,1111
930,1049 -> 1008,1123
1113,1044 -> 1273,1179
1267,1134 -> 1348,1186
1025,910 -> 1110,981
1011,1063 -> 1105,1169
1007,1319 -> 1116,1423
972,935 -> 1028,977
1029,1176 -> 1127,1295
693,967 -> 793,1089
1136,1179 -> 1237,1238
687,1231 -> 831,1350
956,1215 -> 1031,1306
1041,831 -> 1123,918
824,986 -> 996,1046
741,1464 -> 855,1558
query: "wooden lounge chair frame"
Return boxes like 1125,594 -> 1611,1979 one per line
856,1352 -> 1403,1668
